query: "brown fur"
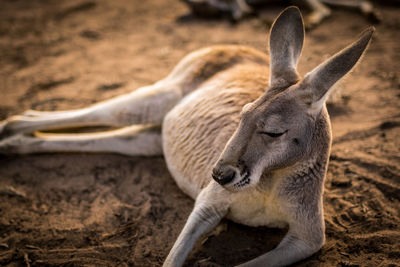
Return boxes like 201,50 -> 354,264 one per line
0,6 -> 373,267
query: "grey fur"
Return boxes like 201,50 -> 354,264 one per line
0,6 -> 373,267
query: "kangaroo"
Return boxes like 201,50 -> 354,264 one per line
0,7 -> 373,267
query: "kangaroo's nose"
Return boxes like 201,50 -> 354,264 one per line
212,165 -> 236,185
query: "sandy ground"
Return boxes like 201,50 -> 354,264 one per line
0,0 -> 399,266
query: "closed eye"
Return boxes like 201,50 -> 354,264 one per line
258,130 -> 287,138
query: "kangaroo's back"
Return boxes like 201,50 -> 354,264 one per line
0,6 -> 374,267
163,8 -> 373,267
162,46 -> 269,198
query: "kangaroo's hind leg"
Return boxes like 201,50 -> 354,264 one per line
0,124 -> 162,156
1,79 -> 181,137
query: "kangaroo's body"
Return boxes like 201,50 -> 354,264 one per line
163,46 -> 269,199
0,7 -> 373,267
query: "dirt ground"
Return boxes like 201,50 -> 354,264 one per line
0,0 -> 399,266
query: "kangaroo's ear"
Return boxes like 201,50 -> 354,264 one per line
269,6 -> 304,88
300,27 -> 374,115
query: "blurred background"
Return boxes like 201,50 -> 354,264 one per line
0,0 -> 399,266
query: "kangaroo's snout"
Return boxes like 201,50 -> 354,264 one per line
212,164 -> 237,185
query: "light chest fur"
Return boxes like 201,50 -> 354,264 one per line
227,187 -> 288,228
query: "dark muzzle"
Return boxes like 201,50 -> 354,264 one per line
212,165 -> 236,185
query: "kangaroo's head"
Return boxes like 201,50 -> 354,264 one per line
212,6 -> 374,191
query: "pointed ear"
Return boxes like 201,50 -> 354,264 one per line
269,6 -> 305,88
301,27 -> 374,114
